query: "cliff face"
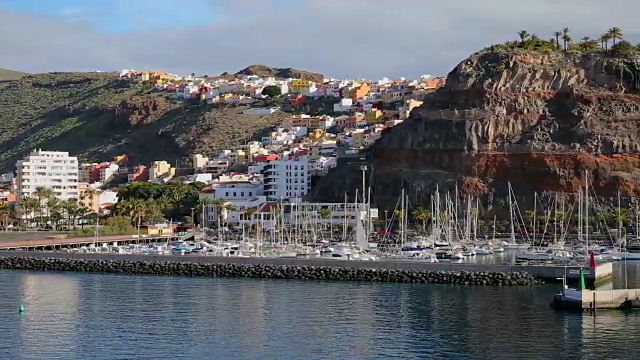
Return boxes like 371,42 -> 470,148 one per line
310,51 -> 640,210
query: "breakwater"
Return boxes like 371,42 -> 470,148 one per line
0,255 -> 541,286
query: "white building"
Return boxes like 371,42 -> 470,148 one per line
262,158 -> 310,201
16,150 -> 79,219
99,163 -> 119,183
333,98 -> 353,112
199,179 -> 265,227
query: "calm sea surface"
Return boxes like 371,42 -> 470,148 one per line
1,265 -> 640,359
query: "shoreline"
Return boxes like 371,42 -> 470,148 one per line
0,252 -> 542,286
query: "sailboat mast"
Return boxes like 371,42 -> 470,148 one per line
508,183 -> 515,243
585,172 -> 589,256
400,188 -> 405,248
533,192 -> 537,246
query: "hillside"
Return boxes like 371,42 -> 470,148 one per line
0,68 -> 27,80
0,72 -> 287,172
309,49 -> 640,211
235,64 -> 324,83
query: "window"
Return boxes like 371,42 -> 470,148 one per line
241,192 -> 244,197
249,192 -> 253,196
233,192 -> 236,197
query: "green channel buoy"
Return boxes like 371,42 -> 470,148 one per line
18,304 -> 25,314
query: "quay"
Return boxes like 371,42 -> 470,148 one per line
0,250 -> 613,284
551,288 -> 640,311
0,233 -> 191,250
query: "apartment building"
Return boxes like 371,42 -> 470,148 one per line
262,158 -> 310,201
15,150 -> 79,219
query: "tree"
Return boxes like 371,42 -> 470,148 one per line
607,27 -> 623,46
46,198 -> 61,229
562,27 -> 571,50
517,30 -> 530,44
0,203 -> 10,230
553,31 -> 562,50
261,85 -> 282,98
20,197 -> 39,228
34,186 -> 55,227
578,37 -> 599,52
411,207 -> 432,234
244,207 -> 257,223
610,40 -> 635,55
600,33 -> 612,50
62,199 -> 80,230
562,34 -> 572,51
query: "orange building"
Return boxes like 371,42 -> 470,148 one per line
348,83 -> 371,102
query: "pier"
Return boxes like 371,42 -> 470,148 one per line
551,288 -> 640,311
0,250 -> 613,284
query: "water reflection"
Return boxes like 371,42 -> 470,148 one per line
0,271 -> 638,359
18,273 -> 81,358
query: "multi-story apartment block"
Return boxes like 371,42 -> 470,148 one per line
15,150 -> 79,219
262,158 -> 310,201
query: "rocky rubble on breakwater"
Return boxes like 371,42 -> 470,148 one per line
0,257 -> 542,286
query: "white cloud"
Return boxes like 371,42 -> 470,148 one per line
1,1 -> 640,78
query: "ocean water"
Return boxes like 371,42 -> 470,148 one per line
0,268 -> 639,359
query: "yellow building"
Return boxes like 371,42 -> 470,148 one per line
401,99 -> 424,119
149,161 -> 176,181
308,128 -> 324,140
219,93 -> 233,101
288,79 -> 314,93
365,109 -> 384,124
352,130 -> 366,148
78,182 -> 100,213
145,224 -> 175,236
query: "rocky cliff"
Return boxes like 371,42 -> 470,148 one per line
309,51 -> 640,211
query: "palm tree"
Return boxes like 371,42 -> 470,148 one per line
0,203 -> 10,231
517,30 -> 530,44
33,186 -> 55,227
562,34 -> 572,51
411,207 -> 432,234
46,198 -> 61,229
561,27 -> 570,50
244,207 -> 257,227
554,31 -> 562,50
600,34 -> 612,50
62,199 -> 80,230
20,196 -> 39,228
607,27 -> 623,46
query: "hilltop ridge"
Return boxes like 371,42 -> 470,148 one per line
0,68 -> 27,80
235,64 -> 324,82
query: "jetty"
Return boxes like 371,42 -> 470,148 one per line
551,288 -> 640,311
0,250 -> 614,284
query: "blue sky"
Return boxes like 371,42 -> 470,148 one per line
1,0 -> 639,78
0,0 -> 220,32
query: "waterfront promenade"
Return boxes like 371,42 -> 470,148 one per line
0,232 -> 178,250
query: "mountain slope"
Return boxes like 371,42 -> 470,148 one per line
235,64 -> 324,82
0,68 -> 27,80
0,72 -> 286,172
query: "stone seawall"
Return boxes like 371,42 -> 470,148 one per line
0,255 -> 541,286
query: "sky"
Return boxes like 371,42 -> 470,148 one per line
1,0 -> 640,79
